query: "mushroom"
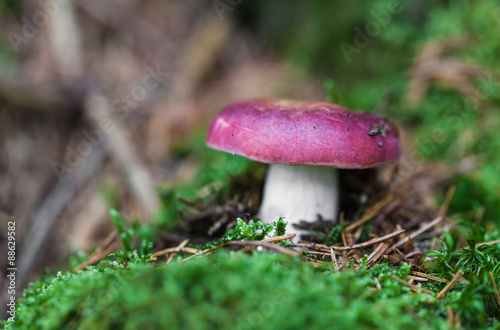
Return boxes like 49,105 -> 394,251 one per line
206,99 -> 401,241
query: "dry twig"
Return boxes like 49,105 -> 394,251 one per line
331,248 -> 339,272
366,241 -> 391,268
436,270 -> 464,300
391,275 -> 433,294
489,271 -> 500,307
296,229 -> 405,252
345,178 -> 414,232
73,239 -> 122,272
226,241 -> 303,258
389,217 -> 443,252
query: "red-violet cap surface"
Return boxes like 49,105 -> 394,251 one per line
206,99 -> 401,168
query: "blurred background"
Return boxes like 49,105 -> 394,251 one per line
0,0 -> 499,301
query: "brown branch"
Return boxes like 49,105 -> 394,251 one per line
73,239 -> 122,272
391,275 -> 433,294
152,240 -> 199,259
393,248 -> 410,264
262,234 -> 296,243
345,178 -> 415,232
489,271 -> 500,307
297,229 -> 405,252
94,230 -> 118,255
436,270 -> 464,300
331,248 -> 339,272
475,240 -> 500,248
226,241 -> 303,258
389,217 -> 443,252
366,241 -> 391,268
437,185 -> 456,218
410,271 -> 449,283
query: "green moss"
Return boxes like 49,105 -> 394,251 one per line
5,252 -> 447,330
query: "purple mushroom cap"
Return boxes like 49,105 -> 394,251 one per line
206,99 -> 401,168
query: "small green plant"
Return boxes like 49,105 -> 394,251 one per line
200,217 -> 288,249
455,240 -> 499,278
109,209 -> 154,260
423,228 -> 500,327
424,231 -> 500,280
423,238 -> 455,278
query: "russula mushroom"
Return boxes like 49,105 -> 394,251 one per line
206,99 -> 401,241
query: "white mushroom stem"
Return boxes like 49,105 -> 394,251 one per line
258,164 -> 339,242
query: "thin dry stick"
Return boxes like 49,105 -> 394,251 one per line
302,256 -> 329,266
411,276 -> 429,282
344,230 -> 356,247
46,0 -> 83,77
182,248 -> 217,263
436,270 -> 464,300
331,248 -> 339,272
475,240 -> 500,248
169,235 -> 296,262
437,185 -> 457,218
95,230 -> 118,255
344,194 -> 396,232
366,241 -> 391,268
345,176 -> 417,232
391,275 -> 433,294
262,234 -> 296,243
446,306 -> 455,330
177,196 -> 205,210
384,254 -> 403,264
297,229 -> 405,252
181,236 -> 298,263
225,241 -> 303,258
410,271 -> 449,283
389,217 -> 443,252
73,239 -> 122,272
393,248 -> 410,264
304,251 -> 328,256
489,271 -> 500,307
405,251 -> 423,258
166,239 -> 191,263
389,186 -> 455,253
152,239 -> 196,258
